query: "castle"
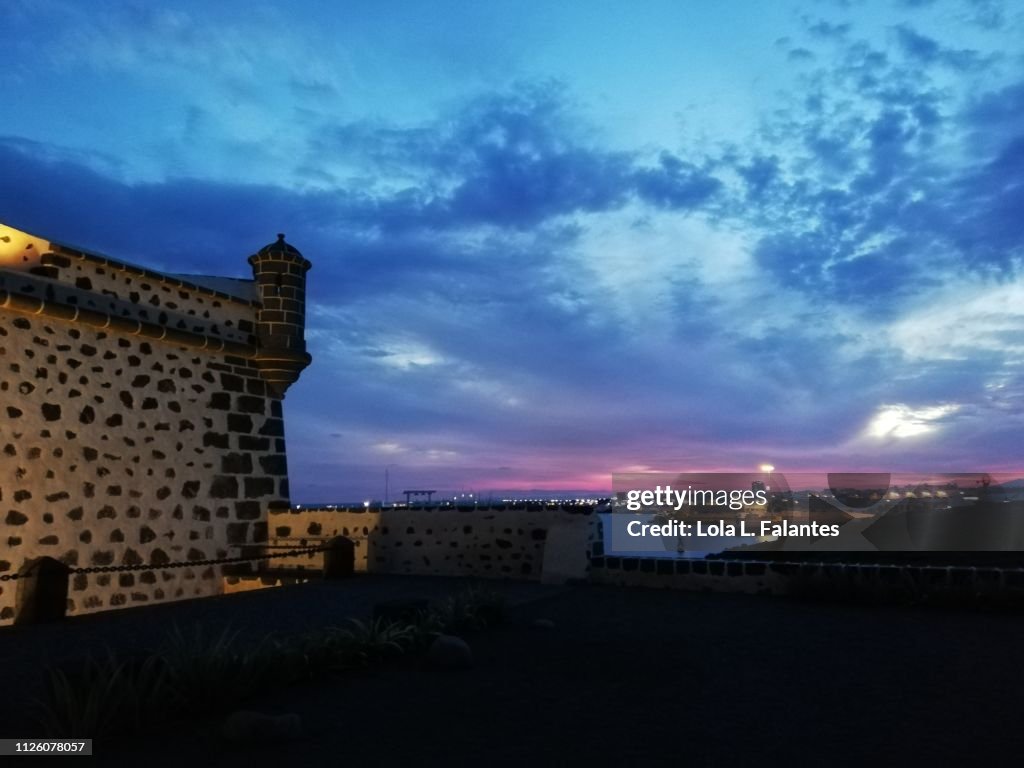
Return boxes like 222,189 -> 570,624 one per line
0,221 -> 311,624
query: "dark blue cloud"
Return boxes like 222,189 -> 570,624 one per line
633,152 -> 722,210
807,20 -> 852,39
725,15 -> 1023,317
895,25 -> 987,71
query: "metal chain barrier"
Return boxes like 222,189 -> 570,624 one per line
0,543 -> 333,580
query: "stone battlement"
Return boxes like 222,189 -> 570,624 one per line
0,222 -> 311,624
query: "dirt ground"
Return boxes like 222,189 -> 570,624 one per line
65,580 -> 1024,767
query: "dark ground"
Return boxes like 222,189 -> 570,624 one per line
5,577 -> 1024,767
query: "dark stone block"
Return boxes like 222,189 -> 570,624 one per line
727,561 -> 743,577
692,561 -> 708,575
258,454 -> 288,475
245,378 -> 266,396
237,395 -> 264,414
744,562 -> 767,576
656,559 -> 673,575
91,550 -> 114,566
220,373 -> 244,392
244,477 -> 275,498
258,418 -> 284,436
209,476 -> 239,498
252,522 -> 268,543
235,501 -> 262,520
202,431 -> 230,449
182,481 -> 201,499
221,453 -> 253,474
150,548 -> 170,566
41,403 -> 61,421
226,522 -> 249,544
228,413 -> 253,433
622,558 -> 639,572
675,559 -> 691,575
238,435 -> 270,451
209,392 -> 231,410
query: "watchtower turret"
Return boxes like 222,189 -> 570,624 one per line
248,234 -> 312,397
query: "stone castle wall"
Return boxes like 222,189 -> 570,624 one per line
260,506 -> 599,581
0,247 -> 256,344
0,312 -> 290,623
0,224 -> 299,625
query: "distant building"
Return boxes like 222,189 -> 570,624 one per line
0,222 -> 311,623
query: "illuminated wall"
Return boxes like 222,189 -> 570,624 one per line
258,505 -> 599,581
0,223 -> 306,624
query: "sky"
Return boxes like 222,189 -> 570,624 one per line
2,0 -> 1023,501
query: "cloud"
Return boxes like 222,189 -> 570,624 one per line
894,25 -> 987,71
633,152 -> 723,210
3,8 -> 1024,500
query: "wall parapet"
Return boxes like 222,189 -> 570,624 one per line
45,246 -> 259,307
590,554 -> 1024,604
0,289 -> 256,356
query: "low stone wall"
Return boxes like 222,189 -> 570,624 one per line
590,553 -> 1024,604
265,506 -> 599,582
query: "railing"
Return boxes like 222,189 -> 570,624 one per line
2,536 -> 357,625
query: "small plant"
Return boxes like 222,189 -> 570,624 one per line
31,585 -> 511,743
35,650 -> 168,738
322,617 -> 416,670
265,632 -> 325,684
159,624 -> 272,714
431,585 -> 506,634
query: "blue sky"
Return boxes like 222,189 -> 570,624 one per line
2,0 -> 1023,500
